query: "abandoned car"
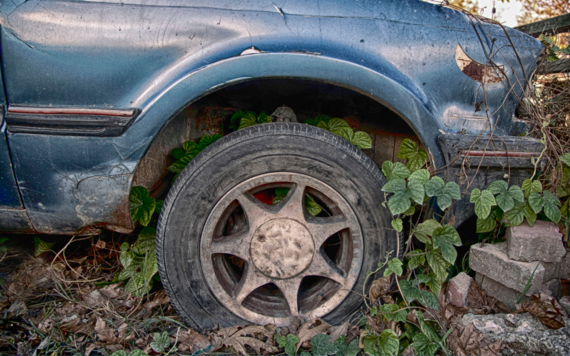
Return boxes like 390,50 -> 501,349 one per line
0,0 -> 544,329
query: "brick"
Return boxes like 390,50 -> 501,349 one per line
541,279 -> 561,297
560,249 -> 570,280
447,272 -> 474,307
475,273 -> 530,310
506,220 -> 565,263
470,242 -> 545,295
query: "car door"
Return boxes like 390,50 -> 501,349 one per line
0,111 -> 23,209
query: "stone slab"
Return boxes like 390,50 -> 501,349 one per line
461,313 -> 570,356
506,220 -> 565,263
470,242 -> 544,295
475,273 -> 530,310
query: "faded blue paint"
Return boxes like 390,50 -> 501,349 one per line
0,0 -> 542,233
0,120 -> 22,209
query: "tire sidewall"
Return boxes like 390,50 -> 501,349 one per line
156,123 -> 398,329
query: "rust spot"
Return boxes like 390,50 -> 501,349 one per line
455,45 -> 504,84
104,194 -> 134,233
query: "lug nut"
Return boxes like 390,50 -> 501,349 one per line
258,235 -> 266,242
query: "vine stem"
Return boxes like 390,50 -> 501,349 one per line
530,119 -> 548,181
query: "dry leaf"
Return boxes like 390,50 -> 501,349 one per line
95,318 -> 119,344
522,294 -> 566,329
369,276 -> 392,304
142,290 -> 170,315
296,319 -> 331,352
177,329 -> 210,353
213,324 -> 278,355
328,321 -> 348,342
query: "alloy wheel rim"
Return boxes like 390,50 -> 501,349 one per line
200,173 -> 363,325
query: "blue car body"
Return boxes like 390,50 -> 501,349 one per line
0,0 -> 542,234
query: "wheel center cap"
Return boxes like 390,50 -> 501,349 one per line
250,218 -> 315,279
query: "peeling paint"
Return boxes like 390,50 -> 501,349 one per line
455,45 -> 505,84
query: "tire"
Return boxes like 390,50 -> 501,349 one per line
156,123 -> 399,330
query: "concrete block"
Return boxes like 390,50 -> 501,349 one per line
541,279 -> 561,297
447,272 -> 474,307
560,296 -> 570,316
475,273 -> 530,310
470,242 -> 544,295
506,220 -> 565,263
560,249 -> 570,280
542,261 -> 560,281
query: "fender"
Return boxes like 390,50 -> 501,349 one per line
130,52 -> 445,168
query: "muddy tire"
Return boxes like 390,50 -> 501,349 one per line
156,123 -> 399,330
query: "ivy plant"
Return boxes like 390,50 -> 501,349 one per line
118,226 -> 159,297
305,115 -> 372,150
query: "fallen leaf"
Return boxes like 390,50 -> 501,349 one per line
369,276 -> 392,304
328,321 -> 349,342
213,324 -> 278,355
296,319 -> 331,352
522,294 -> 565,329
177,329 -> 210,353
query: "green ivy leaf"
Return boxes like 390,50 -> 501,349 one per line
171,147 -> 185,159
504,202 -> 536,226
522,179 -> 542,199
133,227 -> 156,254
34,236 -> 55,257
543,190 -> 562,223
391,218 -> 403,232
414,273 -> 442,297
277,334 -> 299,356
470,189 -> 496,219
380,304 -> 408,323
432,225 -> 462,265
425,177 -> 461,210
197,134 -> 222,152
334,336 -> 360,356
155,199 -> 164,214
305,194 -> 323,216
382,161 -> 411,181
238,112 -> 259,129
183,140 -> 198,154
476,214 -> 497,233
305,114 -> 330,126
408,169 -> 430,184
560,153 -> 570,167
426,246 -> 449,283
110,351 -> 128,356
397,139 -> 428,172
411,334 -> 440,356
257,111 -> 272,124
150,331 -> 171,353
167,153 -> 193,174
363,329 -> 399,356
407,249 -> 426,270
310,334 -> 338,356
419,289 -> 439,310
399,280 -> 422,303
413,219 -> 441,244
556,166 -> 570,198
384,258 -> 403,277
120,246 -> 135,269
351,131 -> 373,149
128,350 -> 148,356
382,178 -> 425,215
403,205 -> 416,216
332,127 -> 355,142
130,186 -> 156,226
528,192 -> 544,214
488,181 -> 524,212
416,311 -> 441,342
326,118 -> 351,132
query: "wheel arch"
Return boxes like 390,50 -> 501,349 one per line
129,52 -> 446,182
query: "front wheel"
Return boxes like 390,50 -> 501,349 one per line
156,123 -> 398,329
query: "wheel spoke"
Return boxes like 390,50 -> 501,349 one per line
235,266 -> 272,304
278,182 -> 306,221
306,252 -> 347,285
237,194 -> 274,230
210,231 -> 251,261
274,277 -> 303,317
306,217 -> 350,248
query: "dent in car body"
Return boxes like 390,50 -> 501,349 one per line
0,0 -> 543,234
